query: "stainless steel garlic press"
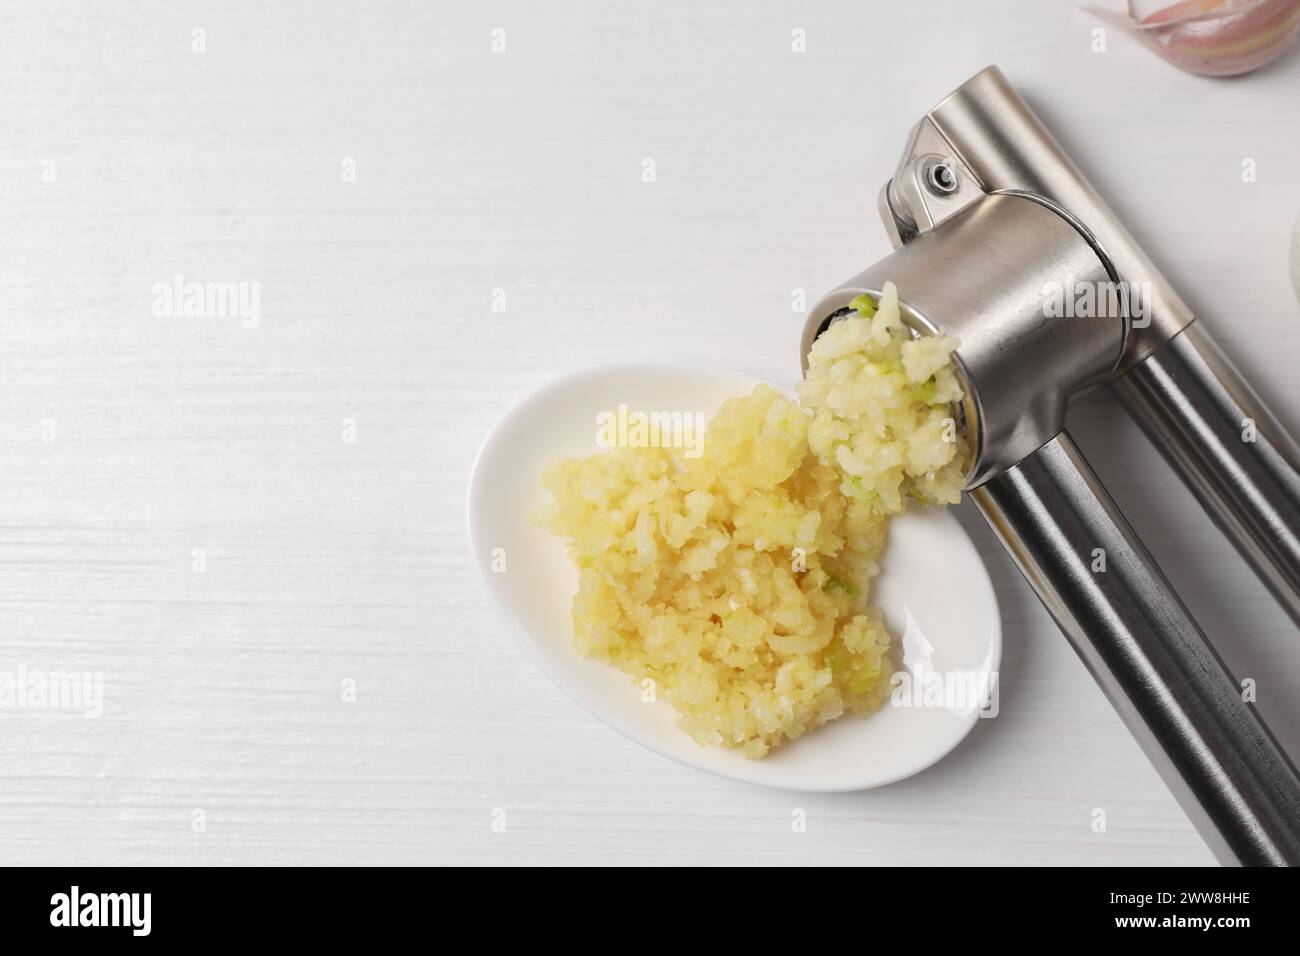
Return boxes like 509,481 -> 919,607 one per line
802,65 -> 1300,866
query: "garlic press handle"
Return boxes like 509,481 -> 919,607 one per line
1113,322 -> 1300,628
972,431 -> 1300,866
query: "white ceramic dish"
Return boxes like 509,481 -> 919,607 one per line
468,363 -> 1001,792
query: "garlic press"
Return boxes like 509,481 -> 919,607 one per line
802,66 -> 1300,865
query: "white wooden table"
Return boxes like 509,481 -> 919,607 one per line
2,0 -> 1298,866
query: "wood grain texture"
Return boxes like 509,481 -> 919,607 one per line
2,0 -> 1297,865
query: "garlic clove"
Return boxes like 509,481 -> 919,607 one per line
1086,0 -> 1300,76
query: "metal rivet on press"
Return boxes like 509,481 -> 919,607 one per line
926,160 -> 958,196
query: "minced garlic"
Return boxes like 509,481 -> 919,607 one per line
538,282 -> 969,756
